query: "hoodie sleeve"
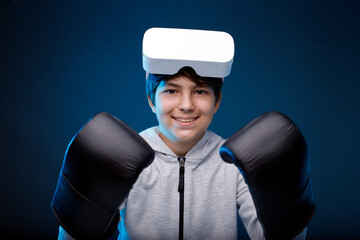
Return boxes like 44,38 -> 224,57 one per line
236,171 -> 265,240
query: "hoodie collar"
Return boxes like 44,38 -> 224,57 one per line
140,126 -> 223,168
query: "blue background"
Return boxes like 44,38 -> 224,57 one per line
1,0 -> 359,239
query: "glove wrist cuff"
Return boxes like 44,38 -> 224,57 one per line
51,172 -> 119,240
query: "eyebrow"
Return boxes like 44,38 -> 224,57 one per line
164,82 -> 181,88
164,80 -> 209,89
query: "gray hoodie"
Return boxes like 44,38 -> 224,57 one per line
117,127 -> 265,240
57,127 -> 307,240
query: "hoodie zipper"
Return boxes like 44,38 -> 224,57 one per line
178,157 -> 186,240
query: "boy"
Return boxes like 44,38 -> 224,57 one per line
54,28 -> 313,240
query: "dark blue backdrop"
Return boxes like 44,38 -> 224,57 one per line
1,0 -> 359,239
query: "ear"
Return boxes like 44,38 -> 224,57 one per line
213,92 -> 222,114
147,95 -> 156,113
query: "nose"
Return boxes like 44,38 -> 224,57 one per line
178,92 -> 195,112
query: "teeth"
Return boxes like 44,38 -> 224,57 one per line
174,118 -> 195,122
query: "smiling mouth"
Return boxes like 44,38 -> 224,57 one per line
172,117 -> 199,123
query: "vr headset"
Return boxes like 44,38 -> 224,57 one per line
142,27 -> 235,79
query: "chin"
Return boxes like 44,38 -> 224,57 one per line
175,131 -> 204,143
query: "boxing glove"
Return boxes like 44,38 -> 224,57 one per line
219,111 -> 315,240
51,112 -> 155,239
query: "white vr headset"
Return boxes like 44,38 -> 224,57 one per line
142,27 -> 235,79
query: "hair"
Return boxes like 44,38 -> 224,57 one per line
146,66 -> 223,106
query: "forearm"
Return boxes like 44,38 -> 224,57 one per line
58,226 -> 75,240
292,228 -> 307,240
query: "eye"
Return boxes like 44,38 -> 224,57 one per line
195,90 -> 208,95
164,89 -> 177,94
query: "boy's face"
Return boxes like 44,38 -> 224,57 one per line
148,75 -> 221,148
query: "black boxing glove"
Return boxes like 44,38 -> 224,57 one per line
219,111 -> 315,240
51,112 -> 154,240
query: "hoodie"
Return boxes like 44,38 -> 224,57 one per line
117,127 -> 264,240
